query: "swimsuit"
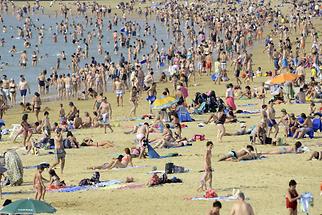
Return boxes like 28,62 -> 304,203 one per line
229,150 -> 238,159
55,148 -> 66,160
115,89 -> 123,97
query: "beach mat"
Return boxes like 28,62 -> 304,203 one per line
103,183 -> 144,190
50,180 -> 122,193
147,144 -> 179,159
189,195 -> 238,201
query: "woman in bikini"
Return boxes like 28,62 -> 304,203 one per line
31,92 -> 41,122
218,145 -> 255,162
129,86 -> 139,117
88,148 -> 133,170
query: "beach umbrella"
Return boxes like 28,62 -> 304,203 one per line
0,199 -> 56,214
270,73 -> 299,85
151,96 -> 178,110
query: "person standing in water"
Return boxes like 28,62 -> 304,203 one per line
18,75 -> 30,104
198,141 -> 213,192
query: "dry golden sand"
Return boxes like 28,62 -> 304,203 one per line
1,1 -> 322,214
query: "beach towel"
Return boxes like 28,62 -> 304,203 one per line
103,183 -> 144,191
189,195 -> 238,201
239,104 -> 257,107
50,180 -> 122,193
147,144 -> 179,159
166,144 -> 192,149
111,166 -> 148,171
236,110 -> 260,114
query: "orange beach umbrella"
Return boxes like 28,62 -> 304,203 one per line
270,73 -> 299,85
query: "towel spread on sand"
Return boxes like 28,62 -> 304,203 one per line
189,195 -> 239,201
103,183 -> 144,190
49,180 -> 122,193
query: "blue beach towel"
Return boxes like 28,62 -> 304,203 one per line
147,144 -> 179,159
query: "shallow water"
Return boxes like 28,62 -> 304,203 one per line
0,14 -> 171,96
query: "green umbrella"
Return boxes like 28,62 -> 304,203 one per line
0,199 -> 56,214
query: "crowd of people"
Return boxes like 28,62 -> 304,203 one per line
0,0 -> 320,214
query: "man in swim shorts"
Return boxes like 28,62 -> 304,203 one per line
113,76 -> 125,107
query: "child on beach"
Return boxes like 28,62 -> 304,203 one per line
33,165 -> 47,200
198,141 -> 213,191
48,169 -> 65,189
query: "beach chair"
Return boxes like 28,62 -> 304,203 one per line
312,118 -> 322,132
193,102 -> 206,115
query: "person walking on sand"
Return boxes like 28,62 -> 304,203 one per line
51,128 -> 66,174
31,92 -> 41,122
198,141 -> 213,192
98,97 -> 113,134
113,76 -> 125,107
230,192 -> 255,215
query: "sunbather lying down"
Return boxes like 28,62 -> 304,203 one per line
218,145 -> 261,162
307,151 -> 322,161
87,148 -> 133,170
262,141 -> 305,155
81,138 -> 114,148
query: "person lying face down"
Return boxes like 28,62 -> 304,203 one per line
218,145 -> 256,162
262,141 -> 304,155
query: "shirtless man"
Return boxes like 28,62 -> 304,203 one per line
136,122 -> 149,159
37,71 -> 46,95
209,201 -> 222,215
293,113 -> 313,139
50,128 -> 66,174
267,101 -> 279,138
218,145 -> 255,162
278,109 -> 289,137
98,97 -> 113,134
19,50 -> 28,68
230,192 -> 255,215
198,141 -> 213,191
257,82 -> 266,105
64,74 -> 72,99
113,77 -> 125,107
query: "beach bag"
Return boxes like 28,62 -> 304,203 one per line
165,163 -> 174,174
204,189 -> 218,198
